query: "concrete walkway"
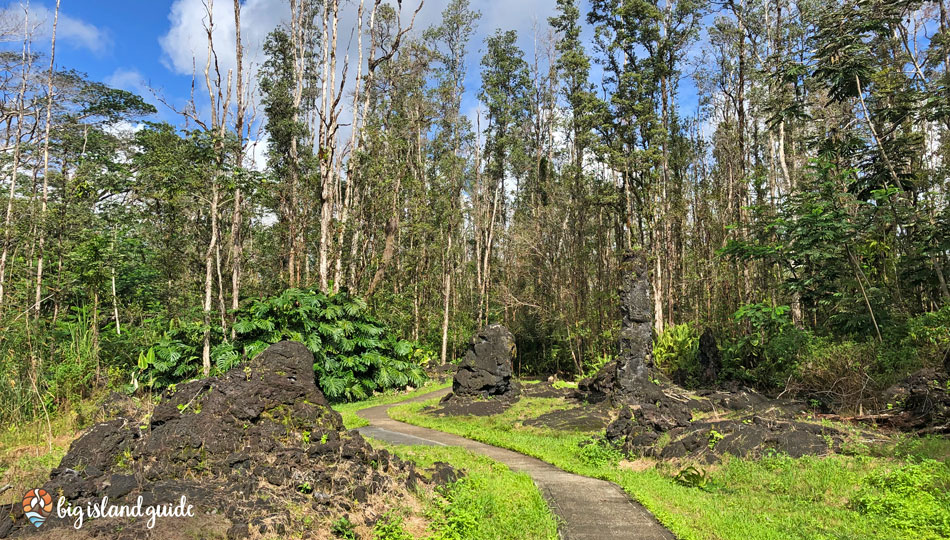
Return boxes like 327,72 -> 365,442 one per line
357,389 -> 675,540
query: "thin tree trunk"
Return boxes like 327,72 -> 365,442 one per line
847,245 -> 882,343
111,227 -> 120,335
34,0 -> 60,319
440,234 -> 453,364
318,0 -> 340,291
0,8 -> 31,308
230,0 -> 246,335
202,183 -> 220,377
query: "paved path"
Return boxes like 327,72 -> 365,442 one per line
357,389 -> 675,540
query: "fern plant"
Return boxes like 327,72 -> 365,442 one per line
653,323 -> 699,386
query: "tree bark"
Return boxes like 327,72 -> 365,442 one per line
34,0 -> 60,319
0,7 -> 31,308
230,0 -> 247,333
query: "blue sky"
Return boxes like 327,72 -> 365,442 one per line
3,1 -> 185,121
2,0 -> 703,149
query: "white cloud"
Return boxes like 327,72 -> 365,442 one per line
0,2 -> 112,54
160,0 -> 287,80
103,120 -> 145,137
105,67 -> 149,95
158,0 -> 558,103
157,0 -> 559,151
247,132 -> 268,172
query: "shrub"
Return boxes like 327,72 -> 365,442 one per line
792,338 -> 876,411
133,318 -> 208,391
331,516 -> 357,539
903,306 -> 950,368
582,351 -> 613,380
852,460 -> 950,539
137,288 -> 430,402
653,323 -> 699,386
723,302 -> 812,390
577,437 -> 623,467
47,306 -> 98,407
372,511 -> 413,540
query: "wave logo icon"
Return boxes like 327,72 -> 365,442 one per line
22,488 -> 53,528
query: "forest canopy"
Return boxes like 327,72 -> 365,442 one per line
1,0 -> 948,425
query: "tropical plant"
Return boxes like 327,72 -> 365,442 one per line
653,323 -> 700,386
136,288 -> 430,402
724,302 -> 812,390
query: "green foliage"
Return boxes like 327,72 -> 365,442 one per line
652,323 -> 700,386
137,288 -> 429,402
673,465 -> 713,492
331,516 -> 357,539
134,318 -> 215,391
793,338 -> 877,409
903,306 -> 950,366
580,351 -> 613,380
232,288 -> 429,401
707,430 -> 724,450
426,477 -> 484,540
394,394 -> 946,540
372,511 -> 414,540
379,442 -> 557,540
578,437 -> 623,467
46,307 -> 98,407
724,302 -> 812,390
852,460 -> 950,539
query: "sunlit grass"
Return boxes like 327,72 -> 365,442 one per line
367,438 -> 559,539
0,397 -> 104,504
391,396 -> 950,540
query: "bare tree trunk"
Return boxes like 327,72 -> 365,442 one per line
847,245 -> 882,343
440,234 -> 453,364
34,0 -> 60,319
0,7 -> 31,308
111,227 -> 120,335
92,289 -> 100,383
230,0 -> 247,334
366,176 -> 402,296
317,0 -> 341,291
202,183 -> 220,376
199,0 -> 232,376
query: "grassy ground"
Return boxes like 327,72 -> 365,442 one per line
337,384 -> 559,539
0,398 -> 105,505
390,396 -> 950,540
365,438 -> 559,539
332,380 -> 452,429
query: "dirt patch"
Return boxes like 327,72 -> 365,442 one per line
428,393 -> 517,417
883,369 -> 950,434
522,381 -> 574,399
0,341 -> 455,539
523,406 -> 611,432
618,459 -> 656,472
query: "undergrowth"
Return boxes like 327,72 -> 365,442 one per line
390,395 -> 950,540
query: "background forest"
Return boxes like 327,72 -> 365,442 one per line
1,0 -> 949,426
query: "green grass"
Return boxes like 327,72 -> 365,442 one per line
0,397 -> 105,504
390,396 -> 950,540
332,380 -> 452,429
366,437 -> 559,539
